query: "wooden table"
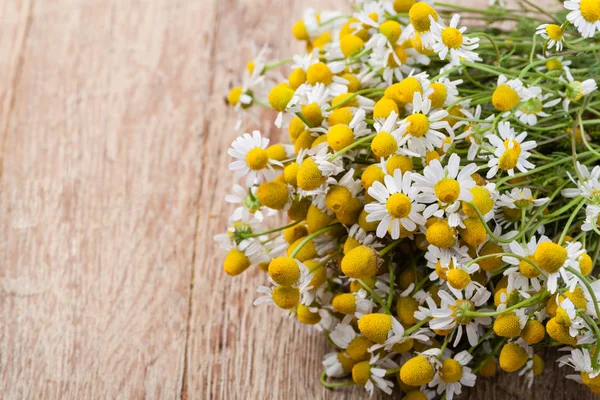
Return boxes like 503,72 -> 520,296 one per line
0,0 -> 595,398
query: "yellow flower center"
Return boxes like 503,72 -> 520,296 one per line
268,257 -> 300,286
268,84 -> 295,112
546,58 -> 563,71
306,62 -> 333,85
546,317 -> 577,345
387,45 -> 408,68
394,0 -> 416,13
297,304 -> 321,325
223,249 -> 251,276
326,185 -> 352,213
535,242 -> 567,273
374,98 -> 400,119
380,20 -> 402,43
400,355 -> 435,386
429,83 -> 448,108
462,186 -> 494,217
460,217 -> 487,247
297,158 -> 326,191
332,293 -> 357,315
352,361 -> 372,385
257,181 -> 289,210
341,245 -> 379,278
434,178 -> 461,204
358,313 -> 392,344
426,220 -> 456,248
405,113 -> 430,137
581,0 -> 600,22
384,77 -> 423,105
386,193 -> 412,218
493,312 -> 522,337
555,306 -> 573,327
292,20 -> 309,41
371,131 -> 399,158
409,2 -> 439,33
435,259 -> 452,280
387,154 -> 413,175
272,286 -> 300,309
246,147 -> 269,170
347,336 -> 374,361
545,24 -> 564,41
520,319 -> 546,344
327,124 -> 354,151
340,34 -> 365,58
361,165 -> 385,189
566,287 -> 588,310
499,343 -> 528,372
579,253 -> 593,276
441,27 -> 463,49
301,103 -> 324,127
492,84 -> 520,112
288,68 -> 307,89
498,140 -> 521,171
227,87 -> 243,105
396,297 -> 419,325
440,359 -> 463,383
519,256 -> 540,278
447,268 -> 471,290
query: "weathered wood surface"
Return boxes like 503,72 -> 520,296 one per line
0,0 -> 595,399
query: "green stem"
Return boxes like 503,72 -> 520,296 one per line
320,371 -> 355,389
329,134 -> 376,161
290,224 -> 339,258
242,220 -> 301,238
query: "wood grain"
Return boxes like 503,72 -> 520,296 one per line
0,0 -> 595,399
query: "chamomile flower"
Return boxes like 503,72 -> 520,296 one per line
536,23 -> 565,51
582,204 -> 600,232
497,188 -> 550,209
565,0 -> 600,38
413,153 -> 478,227
351,354 -> 395,395
503,237 -> 547,293
423,286 -> 493,346
229,131 -> 283,186
559,68 -> 598,111
556,297 -> 587,337
429,350 -> 477,400
455,105 -> 494,160
430,14 -> 480,66
485,121 -> 536,178
398,92 -> 453,156
491,75 -> 528,114
365,169 -> 427,239
515,91 -> 561,126
562,162 -> 600,202
400,1 -> 440,49
533,239 -> 583,294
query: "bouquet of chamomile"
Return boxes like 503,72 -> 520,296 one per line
215,0 -> 600,398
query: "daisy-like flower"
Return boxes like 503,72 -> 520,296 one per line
503,237 -> 547,293
418,286 -> 493,346
429,350 -> 477,400
582,204 -> 600,233
254,260 -> 314,307
536,23 -> 565,51
398,92 -> 453,157
562,162 -> 600,202
400,1 -> 440,49
352,353 -> 395,396
559,68 -> 598,111
413,153 -> 478,227
330,289 -> 375,321
425,244 -> 472,283
491,75 -> 530,115
515,89 -> 561,126
430,14 -> 480,66
322,352 -> 351,378
533,239 -> 584,294
455,104 -> 494,161
217,237 -> 271,276
485,121 -> 536,179
556,297 -> 587,337
497,187 -> 550,210
559,348 -> 600,383
228,131 -> 283,186
225,184 -> 277,223
370,315 -> 432,352
565,0 -> 600,38
365,169 -> 427,239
